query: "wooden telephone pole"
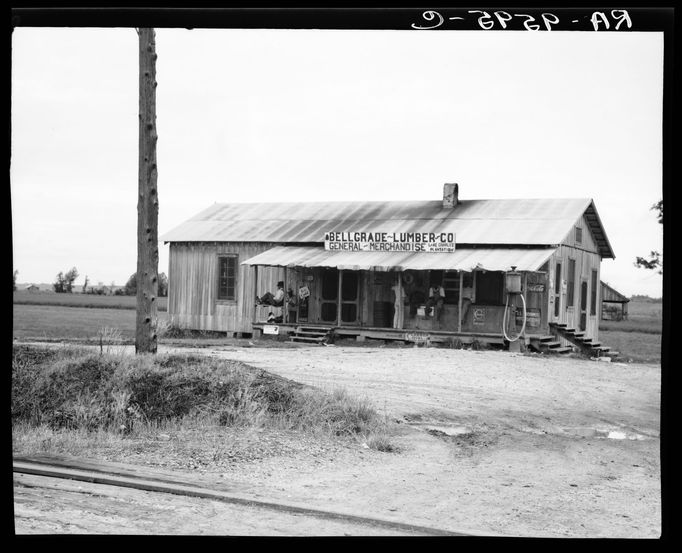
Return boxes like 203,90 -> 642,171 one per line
135,28 -> 159,354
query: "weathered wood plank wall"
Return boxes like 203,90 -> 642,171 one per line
548,213 -> 603,343
168,242 -> 283,333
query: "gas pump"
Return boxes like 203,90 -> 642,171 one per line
502,266 -> 527,347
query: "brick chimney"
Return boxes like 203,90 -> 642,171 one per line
442,183 -> 459,208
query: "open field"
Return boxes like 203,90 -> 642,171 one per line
13,291 -> 168,311
13,304 -> 170,342
12,299 -> 663,363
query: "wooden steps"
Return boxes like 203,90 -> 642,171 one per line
289,325 -> 333,344
548,322 -> 619,359
528,334 -> 572,355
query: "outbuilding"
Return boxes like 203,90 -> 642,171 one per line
161,184 -> 615,351
600,281 -> 630,321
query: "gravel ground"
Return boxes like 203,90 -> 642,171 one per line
13,340 -> 662,537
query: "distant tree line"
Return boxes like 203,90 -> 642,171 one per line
52,267 -> 167,297
630,294 -> 662,303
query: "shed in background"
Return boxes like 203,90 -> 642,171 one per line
600,281 -> 629,321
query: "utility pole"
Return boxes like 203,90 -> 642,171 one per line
135,28 -> 159,354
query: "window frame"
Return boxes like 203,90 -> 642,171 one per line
217,254 -> 238,302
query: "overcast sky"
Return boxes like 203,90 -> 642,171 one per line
11,27 -> 664,297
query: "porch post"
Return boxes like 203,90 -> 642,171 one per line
283,267 -> 287,323
337,269 -> 343,327
458,271 -> 463,333
523,272 -> 528,340
252,265 -> 259,324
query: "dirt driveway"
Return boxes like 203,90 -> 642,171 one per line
162,342 -> 661,538
14,341 -> 661,537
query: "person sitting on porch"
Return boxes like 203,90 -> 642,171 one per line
257,281 -> 285,306
425,281 -> 445,318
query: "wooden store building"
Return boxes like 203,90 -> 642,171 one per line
161,184 -> 616,353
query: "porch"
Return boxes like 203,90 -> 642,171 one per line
249,321 -> 559,349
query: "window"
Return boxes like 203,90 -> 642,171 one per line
575,227 -> 583,244
217,255 -> 237,300
476,271 -> 504,306
590,270 -> 598,314
567,258 -> 576,307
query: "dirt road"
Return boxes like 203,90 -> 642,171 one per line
14,341 -> 661,537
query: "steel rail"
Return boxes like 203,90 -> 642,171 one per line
13,458 -> 473,537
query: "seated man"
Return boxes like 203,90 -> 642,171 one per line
257,281 -> 285,306
425,281 -> 445,318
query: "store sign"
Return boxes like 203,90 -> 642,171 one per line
527,283 -> 545,293
404,332 -> 431,344
263,325 -> 279,335
517,308 -> 541,328
324,231 -> 456,253
473,307 -> 486,326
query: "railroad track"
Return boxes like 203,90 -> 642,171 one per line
13,457 -> 470,536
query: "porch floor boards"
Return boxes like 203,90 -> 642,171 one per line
253,322 -> 512,346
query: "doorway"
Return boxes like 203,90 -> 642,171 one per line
553,262 -> 562,320
580,280 -> 588,331
340,271 -> 360,325
319,268 -> 338,323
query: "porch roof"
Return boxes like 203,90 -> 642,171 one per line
241,246 -> 555,272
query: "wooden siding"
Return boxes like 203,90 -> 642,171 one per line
562,213 -> 601,253
547,221 -> 602,344
169,242 -> 284,333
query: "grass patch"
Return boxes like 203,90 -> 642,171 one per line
13,291 -> 168,311
12,345 -> 396,461
13,304 -> 169,342
598,330 -> 661,364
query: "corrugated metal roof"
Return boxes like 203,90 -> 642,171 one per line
161,197 -> 614,258
241,246 -> 556,272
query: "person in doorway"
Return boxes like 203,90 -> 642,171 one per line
425,281 -> 445,319
257,281 -> 285,306
460,285 -> 474,326
391,274 -> 406,329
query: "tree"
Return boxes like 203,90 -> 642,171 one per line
158,272 -> 168,297
82,275 -> 89,294
125,271 -> 165,296
124,273 -> 137,296
13,270 -> 18,291
53,267 -> 79,293
634,201 -> 663,275
135,28 -> 159,354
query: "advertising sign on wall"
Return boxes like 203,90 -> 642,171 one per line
324,231 -> 456,253
517,308 -> 541,328
473,307 -> 486,326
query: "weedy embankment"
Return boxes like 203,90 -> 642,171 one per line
12,345 -> 397,465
